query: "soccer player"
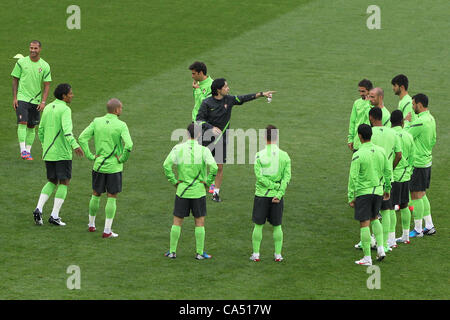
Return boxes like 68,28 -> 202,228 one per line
348,124 -> 392,266
369,107 -> 402,251
196,78 -> 275,202
391,74 -> 416,124
347,79 -> 373,152
33,83 -> 84,226
390,110 -> 415,245
78,98 -> 133,238
405,94 -> 437,237
368,88 -> 391,127
11,40 -> 52,160
189,61 -> 213,122
163,123 -> 218,259
250,125 -> 291,262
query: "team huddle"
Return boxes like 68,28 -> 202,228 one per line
347,76 -> 437,266
11,42 -> 291,262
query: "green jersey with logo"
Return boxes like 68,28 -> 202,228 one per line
38,99 -> 80,161
192,76 -> 213,122
391,126 -> 415,182
406,110 -> 436,168
254,144 -> 291,200
11,56 -> 51,104
79,113 -> 133,174
348,98 -> 371,150
348,142 -> 392,202
163,139 -> 218,199
398,94 -> 416,124
371,126 -> 402,171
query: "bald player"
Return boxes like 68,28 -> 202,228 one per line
79,98 -> 133,239
368,88 -> 391,127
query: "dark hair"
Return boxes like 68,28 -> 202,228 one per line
211,78 -> 226,96
412,93 -> 428,108
358,124 -> 372,141
358,79 -> 373,91
390,109 -> 404,127
369,107 -> 382,121
187,122 -> 201,138
266,125 -> 278,142
189,61 -> 207,75
54,83 -> 72,100
30,40 -> 41,47
391,74 -> 408,90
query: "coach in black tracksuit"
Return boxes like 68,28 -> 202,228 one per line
196,77 -> 275,202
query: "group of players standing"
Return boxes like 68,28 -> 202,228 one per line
347,75 -> 437,266
11,41 -> 292,262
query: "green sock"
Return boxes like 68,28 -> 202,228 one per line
422,194 -> 431,217
195,226 -> 205,255
410,199 -> 423,221
273,225 -> 283,255
170,225 -> 181,253
55,184 -> 68,200
400,207 -> 411,231
360,226 -> 371,257
89,195 -> 100,217
25,127 -> 35,148
252,224 -> 264,253
17,124 -> 26,147
380,210 -> 390,250
370,219 -> 383,248
389,209 -> 396,233
105,197 -> 117,219
41,182 -> 56,196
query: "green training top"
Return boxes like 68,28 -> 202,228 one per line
391,126 -> 415,182
405,110 -> 436,168
78,113 -> 133,174
398,94 -> 416,124
371,126 -> 402,171
348,141 -> 392,202
11,56 -> 51,104
348,98 -> 371,150
38,99 -> 80,161
163,139 -> 218,199
192,76 -> 213,122
254,144 -> 291,200
381,106 -> 391,127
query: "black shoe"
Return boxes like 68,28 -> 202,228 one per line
33,208 -> 43,225
48,216 -> 66,226
212,193 -> 222,202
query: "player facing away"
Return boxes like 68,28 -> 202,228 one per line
389,110 -> 415,245
163,123 -> 218,259
347,79 -> 373,152
196,78 -> 276,202
368,88 -> 391,127
11,40 -> 52,160
405,94 -> 437,237
33,84 -> 84,226
250,125 -> 291,262
78,99 -> 133,238
369,107 -> 402,251
189,61 -> 213,122
391,74 -> 416,124
348,124 -> 392,266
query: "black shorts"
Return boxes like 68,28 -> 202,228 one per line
252,196 -> 284,226
173,195 -> 206,218
92,171 -> 122,194
203,131 -> 227,164
354,194 -> 382,222
380,196 -> 393,211
391,181 -> 410,206
46,160 -> 72,180
16,100 -> 40,126
409,167 -> 431,192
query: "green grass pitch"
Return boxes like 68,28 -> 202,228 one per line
0,0 -> 449,299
